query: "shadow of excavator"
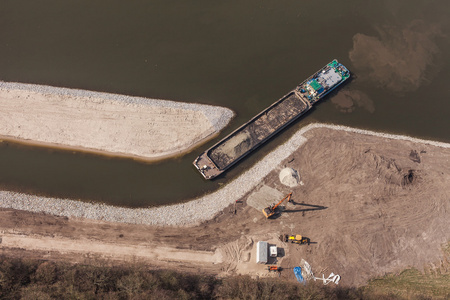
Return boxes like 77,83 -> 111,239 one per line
284,201 -> 328,213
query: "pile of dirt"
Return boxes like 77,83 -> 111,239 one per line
367,152 -> 419,187
279,167 -> 300,187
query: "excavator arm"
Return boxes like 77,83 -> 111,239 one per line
272,193 -> 292,211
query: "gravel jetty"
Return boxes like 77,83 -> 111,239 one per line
1,123 -> 449,227
0,81 -> 234,159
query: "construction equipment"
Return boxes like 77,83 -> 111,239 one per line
285,234 -> 310,245
267,265 -> 282,272
262,192 -> 292,218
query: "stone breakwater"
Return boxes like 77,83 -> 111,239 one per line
1,123 -> 449,227
0,81 -> 234,158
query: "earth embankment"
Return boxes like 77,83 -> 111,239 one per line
0,124 -> 450,286
1,124 -> 449,286
0,82 -> 234,160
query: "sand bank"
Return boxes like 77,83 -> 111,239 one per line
1,123 -> 449,227
0,82 -> 234,160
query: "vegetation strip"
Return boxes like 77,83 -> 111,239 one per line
0,256 -> 447,299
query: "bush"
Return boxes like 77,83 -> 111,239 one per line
2,255 -> 446,299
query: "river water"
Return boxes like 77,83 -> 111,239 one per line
1,0 -> 449,207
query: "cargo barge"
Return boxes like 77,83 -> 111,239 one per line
193,59 -> 350,179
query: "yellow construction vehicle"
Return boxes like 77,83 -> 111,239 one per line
262,192 -> 292,218
284,234 -> 310,245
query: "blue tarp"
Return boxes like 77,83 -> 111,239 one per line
293,266 -> 304,284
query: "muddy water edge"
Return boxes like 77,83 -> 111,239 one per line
0,0 -> 449,207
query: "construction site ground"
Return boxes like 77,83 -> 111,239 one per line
1,128 -> 449,287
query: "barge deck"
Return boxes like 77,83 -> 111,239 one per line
193,59 -> 350,179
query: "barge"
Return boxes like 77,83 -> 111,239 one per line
193,59 -> 350,179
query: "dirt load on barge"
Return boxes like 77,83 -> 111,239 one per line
193,59 -> 350,179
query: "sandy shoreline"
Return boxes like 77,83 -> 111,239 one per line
0,82 -> 234,160
1,123 -> 449,227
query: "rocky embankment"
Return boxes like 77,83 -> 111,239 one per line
1,123 -> 449,226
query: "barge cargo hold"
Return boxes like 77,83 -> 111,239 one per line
193,59 -> 350,179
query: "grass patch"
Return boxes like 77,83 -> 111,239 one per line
363,268 -> 450,299
361,242 -> 450,299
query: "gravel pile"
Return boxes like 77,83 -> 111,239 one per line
1,117 -> 449,226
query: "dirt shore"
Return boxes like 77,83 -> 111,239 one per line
1,125 -> 449,287
0,82 -> 234,160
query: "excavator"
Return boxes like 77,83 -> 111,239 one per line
267,265 -> 282,272
262,192 -> 292,218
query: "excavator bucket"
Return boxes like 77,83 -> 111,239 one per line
262,192 -> 292,219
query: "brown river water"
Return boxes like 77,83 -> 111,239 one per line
0,0 -> 449,207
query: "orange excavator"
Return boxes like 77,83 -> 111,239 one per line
262,192 -> 292,218
267,265 -> 282,272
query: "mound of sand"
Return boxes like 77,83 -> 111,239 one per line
0,82 -> 234,160
279,167 -> 299,187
